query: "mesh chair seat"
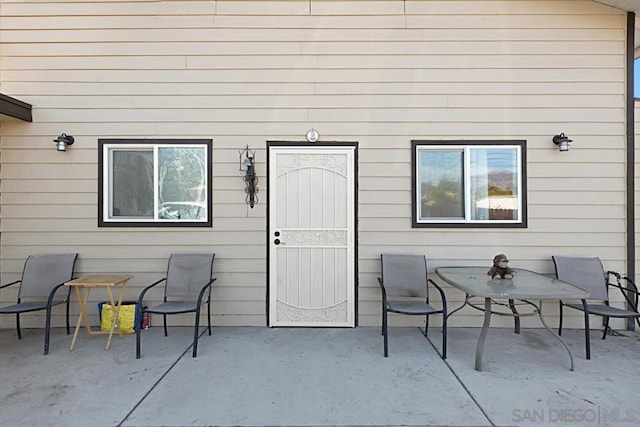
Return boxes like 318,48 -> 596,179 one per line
387,300 -> 440,315
564,302 -> 640,318
146,301 -> 201,315
0,300 -> 65,314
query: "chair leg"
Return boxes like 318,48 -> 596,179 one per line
136,325 -> 142,359
163,314 -> 168,337
383,306 -> 388,357
16,313 -> 22,339
193,309 -> 201,358
207,299 -> 212,336
582,303 -> 591,360
136,309 -> 142,359
442,313 -> 447,359
66,300 -> 71,335
558,303 -> 564,336
602,317 -> 609,340
44,305 -> 53,355
424,314 -> 430,335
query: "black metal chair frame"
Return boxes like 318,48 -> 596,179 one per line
377,254 -> 448,359
136,255 -> 216,359
555,263 -> 640,360
0,254 -> 77,355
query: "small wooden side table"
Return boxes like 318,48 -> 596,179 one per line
65,274 -> 133,351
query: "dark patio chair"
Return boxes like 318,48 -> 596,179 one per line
552,255 -> 640,359
136,253 -> 216,358
0,253 -> 78,355
377,253 -> 447,358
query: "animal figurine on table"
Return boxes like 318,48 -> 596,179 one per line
487,254 -> 516,279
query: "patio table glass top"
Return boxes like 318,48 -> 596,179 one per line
435,267 -> 589,300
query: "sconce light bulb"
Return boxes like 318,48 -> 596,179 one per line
306,129 -> 319,143
53,133 -> 74,151
553,133 -> 572,152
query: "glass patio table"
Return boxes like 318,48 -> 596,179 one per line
435,267 -> 589,372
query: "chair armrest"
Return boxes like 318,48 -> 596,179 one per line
607,270 -> 621,279
377,277 -> 387,300
0,280 -> 21,290
428,278 -> 448,313
621,277 -> 638,294
606,271 -> 639,311
46,281 -> 70,307
196,278 -> 217,304
606,271 -> 639,295
136,278 -> 167,307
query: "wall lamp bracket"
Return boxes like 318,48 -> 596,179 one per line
53,133 -> 74,151
552,133 -> 572,152
239,145 -> 258,208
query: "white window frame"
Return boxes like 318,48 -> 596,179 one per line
98,139 -> 212,227
412,140 -> 527,228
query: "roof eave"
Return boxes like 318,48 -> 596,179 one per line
0,93 -> 33,122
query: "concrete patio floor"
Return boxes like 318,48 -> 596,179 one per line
0,325 -> 638,427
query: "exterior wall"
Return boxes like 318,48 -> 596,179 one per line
0,0 -> 629,329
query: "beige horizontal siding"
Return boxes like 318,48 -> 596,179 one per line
0,41 -> 626,57
0,69 -> 624,86
0,28 -> 622,44
0,0 -> 629,331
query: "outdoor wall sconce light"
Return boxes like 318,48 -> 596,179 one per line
53,133 -> 74,151
306,128 -> 319,143
239,145 -> 258,208
552,133 -> 572,152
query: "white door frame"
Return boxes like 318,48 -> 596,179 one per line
267,141 -> 358,327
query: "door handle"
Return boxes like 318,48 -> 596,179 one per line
274,239 -> 281,245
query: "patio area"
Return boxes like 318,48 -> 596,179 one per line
0,325 -> 638,427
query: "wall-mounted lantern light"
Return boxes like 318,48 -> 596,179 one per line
239,145 -> 258,208
552,133 -> 572,152
53,133 -> 74,151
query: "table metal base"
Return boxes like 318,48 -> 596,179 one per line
450,295 -> 575,372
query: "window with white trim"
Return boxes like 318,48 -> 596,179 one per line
98,139 -> 212,227
412,140 -> 527,228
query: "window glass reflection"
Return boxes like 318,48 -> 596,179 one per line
419,150 -> 464,220
112,150 -> 153,218
158,147 -> 207,220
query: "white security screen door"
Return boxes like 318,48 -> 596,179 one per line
268,144 -> 356,327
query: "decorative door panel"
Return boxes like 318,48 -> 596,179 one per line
269,145 -> 355,327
